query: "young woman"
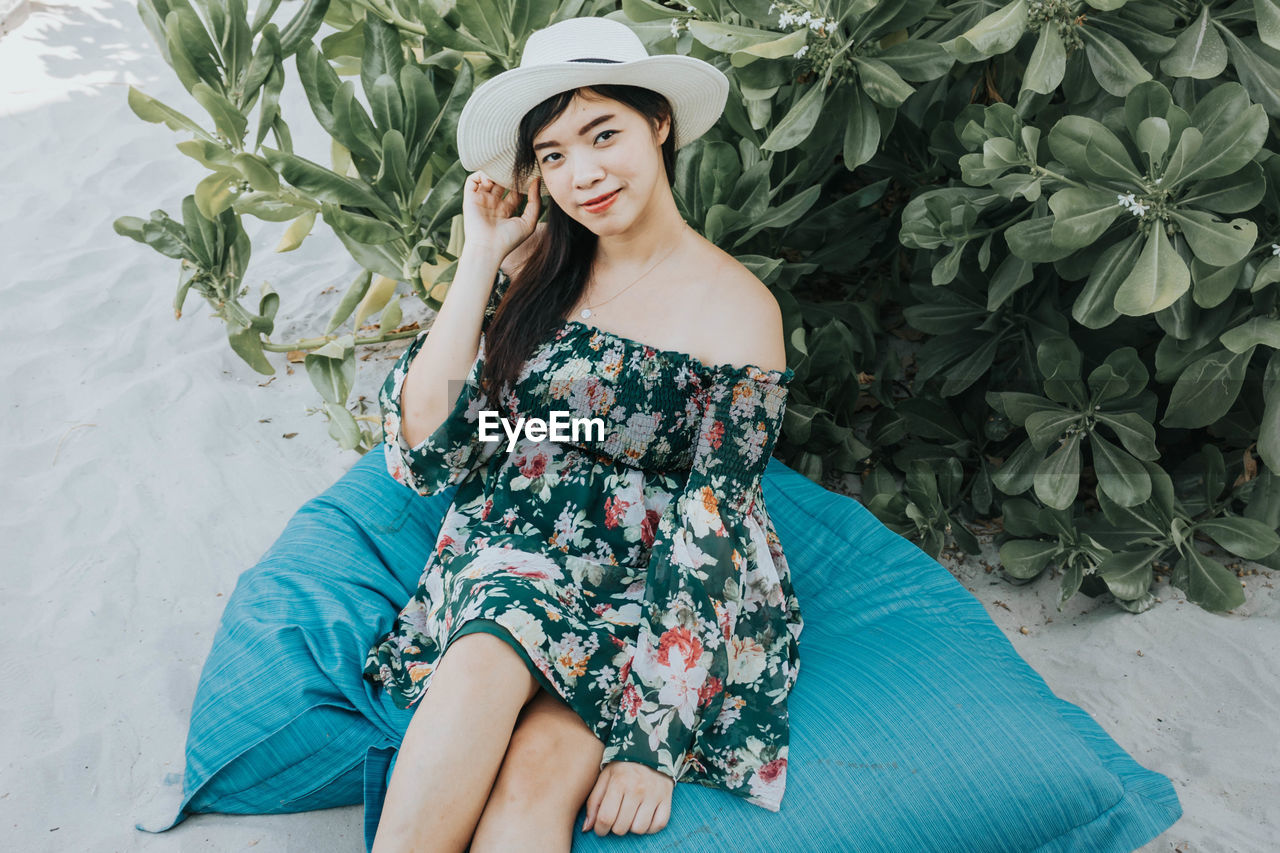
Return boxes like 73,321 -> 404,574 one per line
364,17 -> 802,852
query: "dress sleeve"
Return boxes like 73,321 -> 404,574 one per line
600,360 -> 795,783
379,268 -> 511,496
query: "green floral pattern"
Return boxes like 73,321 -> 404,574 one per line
364,270 -> 803,811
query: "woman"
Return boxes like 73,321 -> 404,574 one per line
364,17 -> 802,852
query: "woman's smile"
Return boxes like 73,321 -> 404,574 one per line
582,188 -> 621,213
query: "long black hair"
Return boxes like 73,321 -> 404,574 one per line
478,84 -> 678,399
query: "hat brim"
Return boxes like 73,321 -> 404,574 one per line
457,55 -> 729,192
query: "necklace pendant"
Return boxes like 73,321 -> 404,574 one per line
580,308 -> 592,319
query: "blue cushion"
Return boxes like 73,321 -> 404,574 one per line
139,446 -> 1181,851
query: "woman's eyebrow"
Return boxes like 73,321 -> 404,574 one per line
533,114 -> 616,151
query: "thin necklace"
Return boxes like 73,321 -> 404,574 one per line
579,224 -> 690,320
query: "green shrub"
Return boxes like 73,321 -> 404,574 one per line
116,0 -> 1280,612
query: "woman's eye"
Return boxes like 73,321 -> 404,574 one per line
540,131 -> 617,164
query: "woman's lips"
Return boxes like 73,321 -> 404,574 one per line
583,189 -> 620,212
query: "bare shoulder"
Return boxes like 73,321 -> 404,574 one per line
693,253 -> 787,374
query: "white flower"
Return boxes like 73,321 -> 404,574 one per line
1272,243 -> 1280,256
670,17 -> 680,38
793,44 -> 809,58
1116,192 -> 1147,217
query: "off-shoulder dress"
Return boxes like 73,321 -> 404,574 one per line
363,268 -> 803,811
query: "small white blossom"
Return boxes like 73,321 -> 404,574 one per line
670,17 -> 680,38
1272,243 -> 1280,256
1116,192 -> 1147,217
793,44 -> 809,58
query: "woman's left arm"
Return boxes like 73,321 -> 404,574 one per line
594,362 -> 793,791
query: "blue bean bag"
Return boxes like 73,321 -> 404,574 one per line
138,446 -> 1181,851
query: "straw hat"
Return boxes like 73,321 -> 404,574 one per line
456,16 -> 729,192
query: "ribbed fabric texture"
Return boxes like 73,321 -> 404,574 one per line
137,447 -> 1181,852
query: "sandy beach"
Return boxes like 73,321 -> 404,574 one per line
1,2 -> 1276,850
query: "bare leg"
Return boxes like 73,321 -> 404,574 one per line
372,632 -> 541,853
469,687 -> 606,852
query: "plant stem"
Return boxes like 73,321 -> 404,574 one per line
261,327 -> 422,352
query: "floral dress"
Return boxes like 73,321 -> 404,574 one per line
364,269 -> 803,812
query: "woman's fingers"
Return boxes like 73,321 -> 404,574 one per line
522,176 -> 541,226
582,773 -> 604,831
629,796 -> 660,834
650,795 -> 671,833
607,789 -> 642,837
591,782 -> 624,836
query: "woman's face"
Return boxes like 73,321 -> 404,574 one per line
531,91 -> 670,236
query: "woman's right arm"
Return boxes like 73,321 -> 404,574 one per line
397,173 -> 541,448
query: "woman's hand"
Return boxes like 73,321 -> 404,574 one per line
581,760 -> 673,837
461,170 -> 541,260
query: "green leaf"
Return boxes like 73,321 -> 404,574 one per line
1048,187 -> 1123,249
1096,411 -> 1160,461
263,147 -> 394,217
275,209 -> 316,252
1220,317 -> 1280,354
353,274 -> 398,329
876,40 -> 954,82
999,538 -> 1058,579
324,401 -> 363,450
1161,5 -> 1228,79
1168,210 -> 1256,266
1088,347 -> 1149,404
305,338 -> 355,404
1196,517 -> 1280,560
1261,351 -> 1280,472
1161,345 -> 1255,429
227,322 -> 275,375
321,201 -> 400,245
191,82 -> 248,144
1006,216 -> 1075,262
194,169 -> 238,219
945,0 -> 1028,62
279,0 -> 330,56
1025,409 -> 1079,452
761,78 -> 825,153
1177,548 -> 1245,611
1097,548 -> 1157,600
1048,115 -> 1141,182
1022,25 -> 1065,94
1260,0 -> 1280,50
1114,225 -> 1189,315
1034,432 -> 1082,510
1191,257 -> 1243,309
232,192 -> 311,221
1180,161 -> 1266,213
854,57 -> 916,108
1134,116 -> 1170,166
1073,233 -> 1141,329
991,438 -> 1042,495
732,27 -> 807,62
1091,431 -> 1151,506
327,269 -> 372,333
988,251 -> 1034,310
1175,103 -> 1268,185
842,88 -> 879,169
127,86 -> 213,140
1081,27 -> 1152,97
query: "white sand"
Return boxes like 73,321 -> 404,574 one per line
1,2 -> 1276,851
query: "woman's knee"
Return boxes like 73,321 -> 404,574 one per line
501,692 -> 605,792
436,631 -> 539,703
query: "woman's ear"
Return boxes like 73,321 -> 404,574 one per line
654,114 -> 671,146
